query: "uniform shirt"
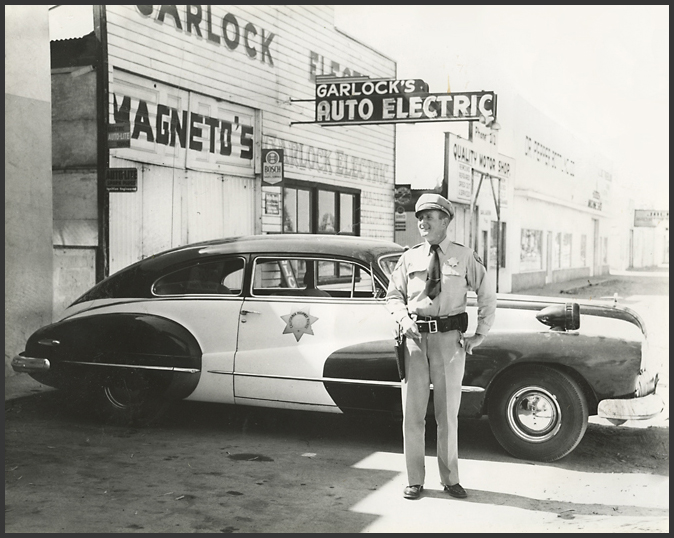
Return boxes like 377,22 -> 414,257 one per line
386,234 -> 497,336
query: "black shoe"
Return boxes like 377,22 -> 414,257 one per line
403,484 -> 423,499
444,483 -> 467,499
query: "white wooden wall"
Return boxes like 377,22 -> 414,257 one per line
106,5 -> 397,271
109,156 -> 256,273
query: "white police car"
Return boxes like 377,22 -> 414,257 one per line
12,234 -> 663,462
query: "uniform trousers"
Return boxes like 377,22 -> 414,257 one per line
401,329 -> 465,487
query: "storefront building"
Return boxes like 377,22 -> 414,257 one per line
52,6 -> 397,311
395,90 -> 617,294
394,121 -> 513,292
506,95 -> 614,291
443,122 -> 513,292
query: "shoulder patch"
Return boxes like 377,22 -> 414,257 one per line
473,251 -> 485,266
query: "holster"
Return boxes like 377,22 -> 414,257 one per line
394,328 -> 406,381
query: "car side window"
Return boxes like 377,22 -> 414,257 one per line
252,257 -> 375,299
318,261 -> 375,298
153,257 -> 245,296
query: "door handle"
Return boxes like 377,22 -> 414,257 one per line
240,309 -> 260,315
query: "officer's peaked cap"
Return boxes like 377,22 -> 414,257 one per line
415,193 -> 454,219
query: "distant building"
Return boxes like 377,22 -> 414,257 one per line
396,93 -> 622,293
631,209 -> 669,268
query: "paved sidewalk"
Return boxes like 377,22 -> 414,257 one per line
508,275 -> 613,298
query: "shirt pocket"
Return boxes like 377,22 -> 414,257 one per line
406,262 -> 428,295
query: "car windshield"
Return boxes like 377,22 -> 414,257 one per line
378,253 -> 401,280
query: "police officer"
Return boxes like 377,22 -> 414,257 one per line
386,193 -> 496,500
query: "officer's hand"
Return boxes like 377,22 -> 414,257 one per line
400,316 -> 421,341
463,334 -> 485,354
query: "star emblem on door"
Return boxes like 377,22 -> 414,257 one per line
281,310 -> 318,342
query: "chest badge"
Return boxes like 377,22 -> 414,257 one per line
281,310 -> 318,342
443,257 -> 462,276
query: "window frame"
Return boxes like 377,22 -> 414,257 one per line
282,179 -> 360,236
151,256 -> 247,297
249,255 -> 379,300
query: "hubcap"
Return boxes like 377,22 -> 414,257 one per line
506,386 -> 561,442
104,380 -> 144,410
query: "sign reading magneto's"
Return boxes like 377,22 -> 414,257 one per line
109,70 -> 256,176
314,78 -> 496,126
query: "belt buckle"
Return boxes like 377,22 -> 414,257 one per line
428,320 -> 438,333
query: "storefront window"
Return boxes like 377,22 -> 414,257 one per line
318,190 -> 336,233
489,221 -> 506,269
580,235 -> 587,266
283,189 -> 296,232
561,233 -> 572,268
283,182 -> 359,236
520,229 -> 543,271
283,187 -> 311,233
552,232 -> 562,269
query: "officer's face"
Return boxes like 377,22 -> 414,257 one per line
417,210 -> 450,244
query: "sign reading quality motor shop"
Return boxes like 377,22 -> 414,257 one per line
312,77 -> 497,126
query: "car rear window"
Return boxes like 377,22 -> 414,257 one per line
153,257 -> 245,296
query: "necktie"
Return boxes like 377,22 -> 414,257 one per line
425,244 -> 441,299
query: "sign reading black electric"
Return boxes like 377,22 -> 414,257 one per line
106,168 -> 138,192
313,78 -> 497,126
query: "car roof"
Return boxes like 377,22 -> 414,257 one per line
137,234 -> 404,273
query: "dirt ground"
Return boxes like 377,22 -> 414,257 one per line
4,391 -> 669,533
5,268 -> 669,533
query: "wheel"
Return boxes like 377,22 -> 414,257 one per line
94,371 -> 170,426
487,365 -> 588,462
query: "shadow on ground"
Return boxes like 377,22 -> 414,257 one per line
7,387 -> 669,479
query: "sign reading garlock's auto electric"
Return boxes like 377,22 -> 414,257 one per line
313,77 -> 496,126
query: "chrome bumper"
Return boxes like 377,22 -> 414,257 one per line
597,392 -> 665,421
12,355 -> 50,373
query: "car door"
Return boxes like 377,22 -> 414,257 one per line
233,255 -> 396,410
147,255 -> 246,405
